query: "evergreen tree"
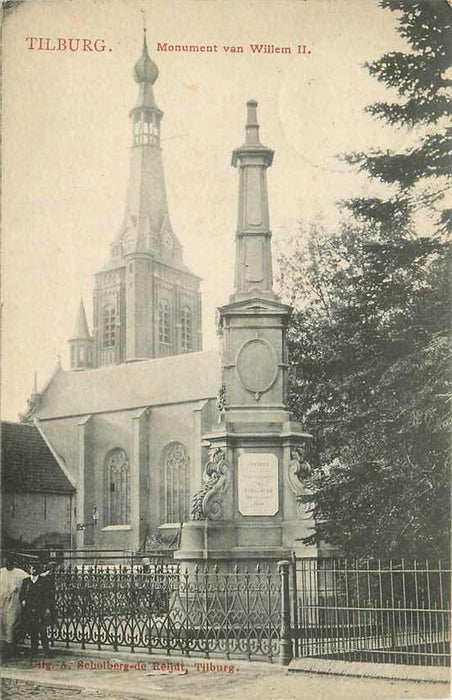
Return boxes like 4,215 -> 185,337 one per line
342,0 -> 451,238
280,0 -> 451,558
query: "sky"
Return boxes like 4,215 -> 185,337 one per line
1,0 -> 409,420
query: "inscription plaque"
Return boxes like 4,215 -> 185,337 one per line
238,453 -> 279,516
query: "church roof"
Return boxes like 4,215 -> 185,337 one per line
1,422 -> 76,494
34,350 -> 220,419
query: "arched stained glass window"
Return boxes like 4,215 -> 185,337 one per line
105,449 -> 130,525
181,307 -> 192,352
102,305 -> 116,349
162,442 -> 189,523
158,300 -> 170,344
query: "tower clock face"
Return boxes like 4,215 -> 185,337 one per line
121,228 -> 135,253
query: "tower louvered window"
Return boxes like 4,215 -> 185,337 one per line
105,449 -> 130,526
102,305 -> 116,348
134,117 -> 159,146
181,307 -> 192,351
158,300 -> 170,344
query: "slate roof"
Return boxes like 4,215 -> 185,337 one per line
1,422 -> 75,494
34,349 -> 220,420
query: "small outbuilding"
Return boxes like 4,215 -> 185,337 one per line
1,421 -> 76,552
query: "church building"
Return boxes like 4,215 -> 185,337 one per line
17,33 -> 315,557
20,33 -> 217,553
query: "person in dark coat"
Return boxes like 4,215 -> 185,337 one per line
19,563 -> 52,655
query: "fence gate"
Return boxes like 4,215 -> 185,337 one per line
291,556 -> 451,667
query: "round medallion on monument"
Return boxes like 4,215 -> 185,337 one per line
235,338 -> 278,399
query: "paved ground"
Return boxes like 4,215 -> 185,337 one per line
1,650 -> 450,700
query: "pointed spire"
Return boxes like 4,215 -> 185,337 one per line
111,29 -> 180,260
70,298 -> 91,340
68,299 -> 94,370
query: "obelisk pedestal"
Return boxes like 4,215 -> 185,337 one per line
176,100 -> 316,573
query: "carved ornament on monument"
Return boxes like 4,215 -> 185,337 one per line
287,448 -> 315,520
216,384 -> 226,419
235,337 -> 278,401
190,448 -> 231,521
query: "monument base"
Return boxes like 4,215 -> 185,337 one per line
174,520 -> 290,573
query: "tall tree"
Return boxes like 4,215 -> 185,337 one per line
280,0 -> 451,558
342,0 -> 451,238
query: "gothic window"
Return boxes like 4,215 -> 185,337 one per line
159,300 -> 170,344
105,449 -> 130,526
181,307 -> 192,352
163,442 -> 189,523
102,305 -> 116,349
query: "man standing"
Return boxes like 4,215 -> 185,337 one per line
0,556 -> 28,657
20,562 -> 52,655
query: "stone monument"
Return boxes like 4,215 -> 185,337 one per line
175,100 -> 315,569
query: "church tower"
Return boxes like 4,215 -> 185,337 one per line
87,30 -> 202,368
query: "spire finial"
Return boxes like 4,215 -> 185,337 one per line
141,8 -> 147,47
245,99 -> 261,146
33,371 -> 38,393
134,15 -> 159,85
246,99 -> 258,126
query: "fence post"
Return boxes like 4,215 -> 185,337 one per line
291,552 -> 299,658
278,560 -> 293,665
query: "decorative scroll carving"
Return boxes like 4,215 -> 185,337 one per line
190,448 -> 231,521
287,447 -> 314,520
216,384 -> 226,420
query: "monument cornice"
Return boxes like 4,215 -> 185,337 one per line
218,298 -> 292,315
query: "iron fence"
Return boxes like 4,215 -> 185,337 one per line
292,556 -> 451,667
49,563 -> 282,661
12,550 -> 450,667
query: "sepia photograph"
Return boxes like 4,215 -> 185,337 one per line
1,0 -> 450,698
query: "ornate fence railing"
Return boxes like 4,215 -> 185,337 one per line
292,556 -> 451,667
14,551 -> 450,667
49,563 -> 282,661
